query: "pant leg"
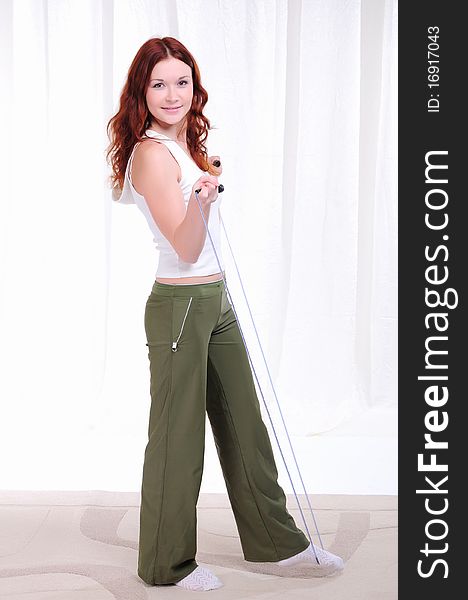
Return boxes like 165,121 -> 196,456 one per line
137,287 -> 220,585
206,286 -> 310,562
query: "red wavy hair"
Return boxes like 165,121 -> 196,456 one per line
105,36 -> 216,199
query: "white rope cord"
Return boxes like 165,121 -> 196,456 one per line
194,187 -> 324,563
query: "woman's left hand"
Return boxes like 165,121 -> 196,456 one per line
208,155 -> 222,176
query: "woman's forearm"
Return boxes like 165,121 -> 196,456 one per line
173,194 -> 212,263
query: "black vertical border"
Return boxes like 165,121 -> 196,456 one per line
399,2 -> 464,596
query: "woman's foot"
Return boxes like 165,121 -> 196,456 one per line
273,543 -> 344,576
175,566 -> 223,591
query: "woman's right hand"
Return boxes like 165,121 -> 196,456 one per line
191,175 -> 219,205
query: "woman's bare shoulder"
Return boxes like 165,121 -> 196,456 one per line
132,139 -> 181,192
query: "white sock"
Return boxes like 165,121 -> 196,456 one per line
175,566 -> 223,591
273,542 -> 344,571
274,544 -> 312,566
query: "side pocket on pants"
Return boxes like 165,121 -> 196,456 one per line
171,296 -> 193,353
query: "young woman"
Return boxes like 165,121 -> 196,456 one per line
106,36 -> 343,592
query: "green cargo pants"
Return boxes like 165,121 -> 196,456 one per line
137,278 -> 310,585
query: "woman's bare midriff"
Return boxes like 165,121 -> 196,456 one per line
155,270 -> 225,285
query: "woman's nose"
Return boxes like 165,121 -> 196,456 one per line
166,86 -> 180,100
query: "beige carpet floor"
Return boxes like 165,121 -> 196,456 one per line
0,491 -> 397,599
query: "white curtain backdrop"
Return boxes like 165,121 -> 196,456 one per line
0,0 -> 397,494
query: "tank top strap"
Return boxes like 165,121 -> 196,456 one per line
127,140 -> 145,187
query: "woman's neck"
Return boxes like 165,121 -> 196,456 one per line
148,122 -> 187,145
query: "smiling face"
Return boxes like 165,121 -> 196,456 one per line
146,56 -> 193,137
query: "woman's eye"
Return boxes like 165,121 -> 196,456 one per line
152,81 -> 188,88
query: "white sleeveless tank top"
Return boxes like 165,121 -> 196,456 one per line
116,128 -> 225,279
